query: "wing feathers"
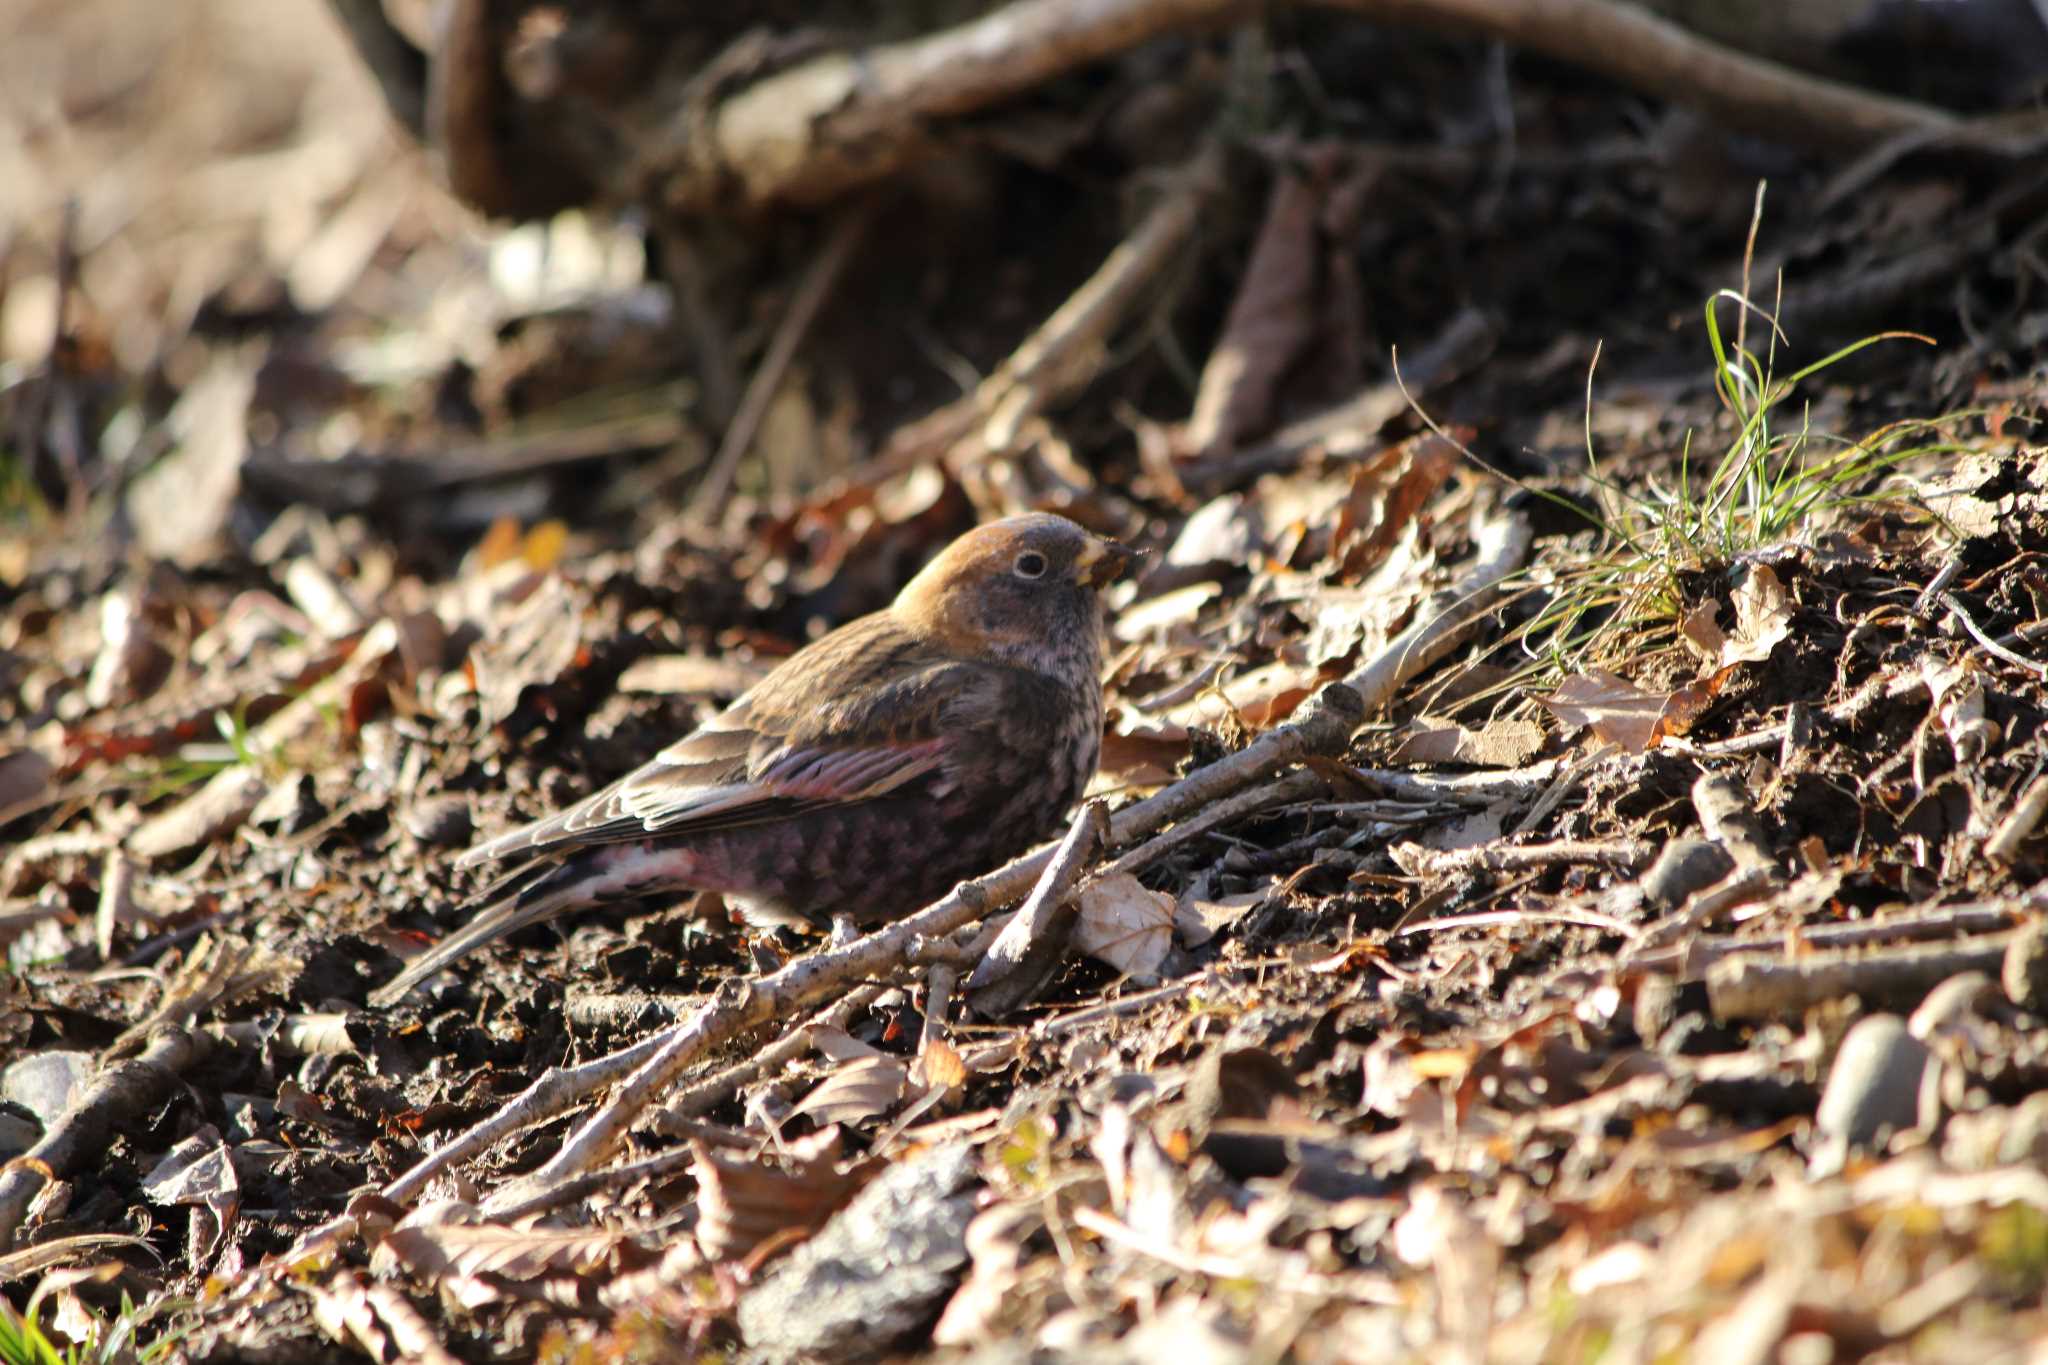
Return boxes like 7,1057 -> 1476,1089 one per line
458,621 -> 989,869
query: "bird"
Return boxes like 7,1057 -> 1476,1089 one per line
370,513 -> 1135,1006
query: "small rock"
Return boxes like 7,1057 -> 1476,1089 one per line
1641,838 -> 1735,909
1909,971 -> 1996,1039
3,1050 -> 96,1128
403,794 -> 473,847
251,773 -> 321,835
1810,1014 -> 1938,1178
737,1143 -> 978,1361
2002,919 -> 2048,1013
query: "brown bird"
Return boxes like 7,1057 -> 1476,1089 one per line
371,513 -> 1134,1005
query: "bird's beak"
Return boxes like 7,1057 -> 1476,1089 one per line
1075,536 -> 1141,588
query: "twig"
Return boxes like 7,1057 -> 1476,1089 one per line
1340,764 -> 1559,807
688,201 -> 875,521
1395,839 -> 1654,877
656,982 -> 890,1123
1627,901 -> 2026,975
1913,559 -> 1964,617
1093,767 -> 1328,882
485,1142 -> 709,1224
1987,775 -> 2048,863
860,142 -> 1223,484
1032,973 -> 1212,1039
1707,930 -> 2024,1021
921,964 -> 960,1061
1629,865 -> 1777,955
564,992 -> 706,1032
1343,509 -> 1532,710
966,801 -> 1111,998
1393,905 -> 1641,937
0,1027 -> 211,1252
1942,592 -> 2048,680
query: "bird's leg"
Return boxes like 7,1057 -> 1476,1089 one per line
829,913 -> 861,948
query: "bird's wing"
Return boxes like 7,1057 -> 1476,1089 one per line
457,615 -> 989,867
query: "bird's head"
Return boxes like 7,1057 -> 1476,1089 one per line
895,513 -> 1137,668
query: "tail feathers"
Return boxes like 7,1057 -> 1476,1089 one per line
369,848 -> 655,1006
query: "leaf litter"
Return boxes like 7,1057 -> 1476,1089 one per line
3,3 -> 2048,1362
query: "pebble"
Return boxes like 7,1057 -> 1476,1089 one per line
1809,1013 -> 1938,1178
403,794 -> 473,847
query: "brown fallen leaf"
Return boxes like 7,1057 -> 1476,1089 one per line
1537,668 -> 1730,754
1332,432 -> 1461,580
1182,159 -> 1325,460
1075,874 -> 1174,981
693,1129 -> 872,1264
1390,716 -> 1548,767
1680,564 -> 1793,670
788,1054 -> 910,1126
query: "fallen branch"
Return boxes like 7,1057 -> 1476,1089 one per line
622,0 -> 1959,215
0,1027 -> 211,1252
860,141 -> 1224,485
1707,930 -> 2024,1021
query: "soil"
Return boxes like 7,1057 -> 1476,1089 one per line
4,1 -> 2048,1361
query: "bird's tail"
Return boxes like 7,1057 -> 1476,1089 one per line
367,846 -> 662,1007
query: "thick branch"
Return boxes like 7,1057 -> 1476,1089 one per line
627,0 -> 1960,215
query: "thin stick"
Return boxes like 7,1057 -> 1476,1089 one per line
1395,839 -> 1654,877
1346,510 -> 1532,709
861,142 -> 1223,483
1627,902 -> 2026,976
1942,592 -> 2048,680
0,1028 -> 211,1252
967,801 -> 1112,992
689,201 -> 874,520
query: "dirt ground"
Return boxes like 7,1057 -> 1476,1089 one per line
5,1 -> 2048,1361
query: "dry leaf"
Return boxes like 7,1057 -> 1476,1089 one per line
380,1218 -> 634,1285
1538,668 -> 1729,754
693,1130 -> 870,1263
1682,566 -> 1793,670
1332,433 -> 1460,580
1183,166 -> 1323,459
1724,563 -> 1793,665
1390,717 -> 1547,767
916,1037 -> 968,1091
1679,600 -> 1729,662
1174,887 -> 1265,948
788,1054 -> 910,1126
1074,874 -> 1174,980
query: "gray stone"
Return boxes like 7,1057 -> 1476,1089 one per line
1810,1014 -> 1938,1178
737,1142 -> 979,1361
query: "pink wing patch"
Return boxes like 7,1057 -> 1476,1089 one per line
617,736 -> 948,831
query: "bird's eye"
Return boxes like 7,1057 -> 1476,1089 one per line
1013,551 -> 1048,579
